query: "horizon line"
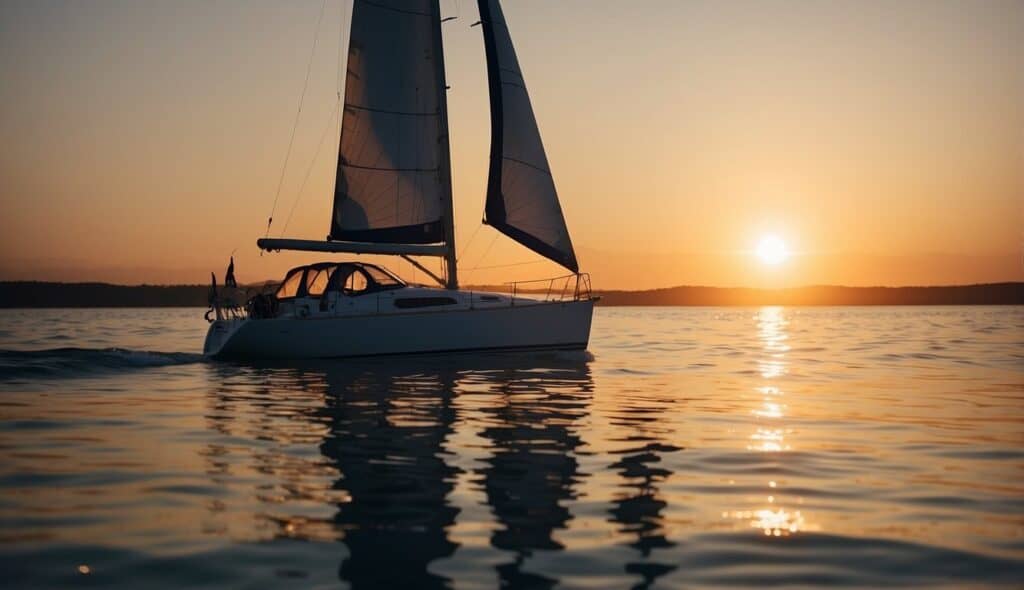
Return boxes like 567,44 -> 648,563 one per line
1,279 -> 1021,292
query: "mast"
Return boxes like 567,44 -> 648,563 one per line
432,2 -> 458,289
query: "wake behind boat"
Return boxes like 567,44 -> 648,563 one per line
203,0 -> 596,360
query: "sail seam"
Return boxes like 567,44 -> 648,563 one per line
341,163 -> 440,172
345,104 -> 440,117
356,0 -> 431,17
502,156 -> 551,175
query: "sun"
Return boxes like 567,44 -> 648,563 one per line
756,235 -> 789,265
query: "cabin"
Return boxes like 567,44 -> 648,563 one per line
247,261 -> 490,319
274,262 -> 406,301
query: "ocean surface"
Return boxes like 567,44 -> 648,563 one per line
0,306 -> 1022,588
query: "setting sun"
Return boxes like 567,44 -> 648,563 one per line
756,235 -> 790,266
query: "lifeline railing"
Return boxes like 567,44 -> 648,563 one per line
208,275 -> 594,321
505,273 -> 593,304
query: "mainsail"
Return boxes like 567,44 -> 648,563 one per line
329,0 -> 453,247
477,0 -> 579,272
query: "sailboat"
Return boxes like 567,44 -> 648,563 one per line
203,0 -> 595,360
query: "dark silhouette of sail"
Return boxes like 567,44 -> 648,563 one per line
330,0 -> 452,245
477,0 -> 579,272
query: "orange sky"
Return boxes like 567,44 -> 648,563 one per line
1,0 -> 1021,289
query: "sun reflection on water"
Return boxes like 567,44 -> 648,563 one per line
753,401 -> 785,419
748,427 -> 791,452
729,307 -> 815,537
758,360 -> 786,379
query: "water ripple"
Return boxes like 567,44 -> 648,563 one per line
0,306 -> 1022,588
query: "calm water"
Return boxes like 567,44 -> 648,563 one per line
1,306 -> 1022,588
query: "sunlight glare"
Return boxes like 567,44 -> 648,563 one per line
756,235 -> 790,265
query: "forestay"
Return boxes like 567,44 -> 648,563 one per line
329,0 -> 452,245
477,0 -> 579,272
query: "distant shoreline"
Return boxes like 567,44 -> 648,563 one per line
0,281 -> 1020,308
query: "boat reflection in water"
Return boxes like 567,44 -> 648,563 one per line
316,362 -> 462,589
207,352 -> 594,588
473,356 -> 592,588
605,389 -> 683,589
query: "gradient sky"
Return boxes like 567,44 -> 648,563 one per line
1,0 -> 1021,289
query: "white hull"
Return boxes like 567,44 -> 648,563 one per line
204,299 -> 594,360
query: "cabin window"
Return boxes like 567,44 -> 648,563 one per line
276,269 -> 304,299
393,297 -> 458,309
343,270 -> 369,295
363,265 -> 405,289
305,267 -> 334,297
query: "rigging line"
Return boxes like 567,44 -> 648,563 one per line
265,0 -> 328,238
464,231 -> 500,273
461,260 -> 545,271
456,223 -> 482,262
279,99 -> 342,237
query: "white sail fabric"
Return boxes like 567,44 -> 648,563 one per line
478,0 -> 578,272
330,0 -> 449,244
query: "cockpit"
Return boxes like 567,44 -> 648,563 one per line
243,262 -> 409,320
274,262 -> 406,301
